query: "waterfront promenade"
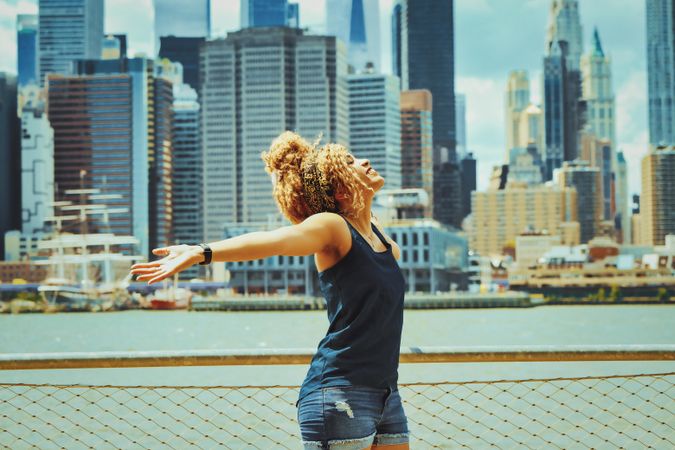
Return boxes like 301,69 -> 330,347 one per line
1,306 -> 674,447
1,346 -> 674,448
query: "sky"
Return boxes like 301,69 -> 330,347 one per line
0,0 -> 648,195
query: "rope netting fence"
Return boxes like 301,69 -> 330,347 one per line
1,372 -> 674,449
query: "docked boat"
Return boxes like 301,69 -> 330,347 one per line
34,188 -> 145,312
149,276 -> 193,310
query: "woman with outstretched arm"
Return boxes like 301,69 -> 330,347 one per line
130,131 -> 409,449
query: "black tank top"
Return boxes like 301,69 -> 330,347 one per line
298,215 -> 406,402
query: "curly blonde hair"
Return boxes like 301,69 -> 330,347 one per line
261,131 -> 372,224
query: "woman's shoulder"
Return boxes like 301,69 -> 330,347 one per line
301,212 -> 352,242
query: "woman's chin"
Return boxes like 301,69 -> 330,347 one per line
372,178 -> 385,192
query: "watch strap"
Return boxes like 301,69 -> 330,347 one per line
198,243 -> 212,265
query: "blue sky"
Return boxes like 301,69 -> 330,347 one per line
0,0 -> 648,195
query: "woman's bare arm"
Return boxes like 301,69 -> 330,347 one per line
205,212 -> 342,262
130,213 -> 346,284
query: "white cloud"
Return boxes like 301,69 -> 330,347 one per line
105,0 -> 153,55
458,0 -> 492,14
615,70 -> 648,196
457,75 -> 505,186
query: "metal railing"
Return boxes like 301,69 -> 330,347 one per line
1,346 -> 674,449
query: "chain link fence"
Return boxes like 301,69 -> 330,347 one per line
2,372 -> 674,449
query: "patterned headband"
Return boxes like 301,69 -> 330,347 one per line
301,150 -> 338,214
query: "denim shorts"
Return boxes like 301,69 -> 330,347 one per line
297,385 -> 409,449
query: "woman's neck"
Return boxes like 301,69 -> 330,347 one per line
348,196 -> 374,235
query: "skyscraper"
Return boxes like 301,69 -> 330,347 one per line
455,93 -> 467,158
200,28 -> 348,240
394,0 -> 455,157
580,28 -> 628,241
348,73 -> 401,189
581,28 -> 615,146
158,37 -> 206,92
543,40 -> 586,180
640,146 -> 675,246
48,58 -> 174,256
505,71 -> 545,164
543,0 -> 585,180
154,0 -> 210,53
394,0 -> 458,226
172,78 -> 204,263
616,151 -> 630,243
646,0 -> 675,146
21,103 -> 54,236
287,3 -> 300,28
460,153 -> 476,219
38,0 -> 104,86
241,0 -> 297,28
326,0 -> 381,72
101,35 -> 122,60
546,0 -> 583,70
559,160 -> 602,243
0,74 -> 20,261
17,15 -> 38,87
400,89 -> 433,216
580,133 -> 612,221
505,70 -> 530,155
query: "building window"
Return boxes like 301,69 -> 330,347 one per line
424,249 -> 429,262
413,233 -> 418,246
403,250 -> 407,262
402,234 -> 408,246
413,250 -> 418,262
423,232 -> 429,246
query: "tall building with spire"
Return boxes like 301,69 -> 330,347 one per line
581,28 -> 615,148
543,0 -> 585,180
581,27 -> 629,242
326,0 -> 381,73
646,0 -> 675,146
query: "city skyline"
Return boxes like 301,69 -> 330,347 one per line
0,0 -> 647,195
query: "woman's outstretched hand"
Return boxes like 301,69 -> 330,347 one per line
130,244 -> 203,285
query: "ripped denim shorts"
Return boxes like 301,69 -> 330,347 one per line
297,385 -> 409,449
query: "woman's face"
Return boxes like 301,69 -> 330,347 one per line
345,153 -> 385,193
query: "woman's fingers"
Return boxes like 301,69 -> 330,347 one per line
129,268 -> 157,279
130,267 -> 160,275
131,261 -> 162,269
148,270 -> 172,285
152,247 -> 170,255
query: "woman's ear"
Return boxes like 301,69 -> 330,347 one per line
334,186 -> 349,201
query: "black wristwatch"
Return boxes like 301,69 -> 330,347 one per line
197,243 -> 212,265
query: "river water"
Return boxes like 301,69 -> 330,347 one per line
1,305 -> 674,386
